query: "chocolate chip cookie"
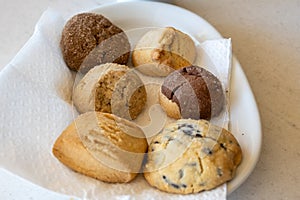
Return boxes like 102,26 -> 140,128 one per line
144,119 -> 242,194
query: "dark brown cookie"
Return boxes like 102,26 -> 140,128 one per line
60,13 -> 130,73
160,66 -> 225,120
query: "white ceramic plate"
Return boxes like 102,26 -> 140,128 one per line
90,1 -> 262,194
0,2 -> 261,199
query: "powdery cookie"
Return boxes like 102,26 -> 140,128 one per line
159,65 -> 225,120
53,112 -> 148,183
144,119 -> 242,194
132,27 -> 196,76
73,63 -> 146,120
60,13 -> 130,73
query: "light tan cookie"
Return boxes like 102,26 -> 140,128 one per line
73,63 -> 147,120
60,13 -> 130,73
144,119 -> 242,194
53,112 -> 148,183
132,27 -> 196,76
159,66 -> 225,120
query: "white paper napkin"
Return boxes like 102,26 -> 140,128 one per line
0,2 -> 231,200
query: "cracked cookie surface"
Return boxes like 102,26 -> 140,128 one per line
52,112 -> 148,183
60,13 -> 130,73
73,63 -> 146,120
144,119 -> 242,194
132,27 -> 196,76
160,65 -> 225,120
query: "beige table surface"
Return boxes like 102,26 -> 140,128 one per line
0,0 -> 299,199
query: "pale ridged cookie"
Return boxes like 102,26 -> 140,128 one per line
132,27 -> 196,76
52,112 -> 148,183
72,63 -> 147,120
144,119 -> 242,194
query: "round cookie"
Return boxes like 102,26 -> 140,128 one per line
73,63 -> 147,120
132,27 -> 196,76
159,65 -> 225,120
60,13 -> 130,73
53,112 -> 148,183
144,119 -> 242,194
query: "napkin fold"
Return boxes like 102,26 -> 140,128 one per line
0,3 -> 231,200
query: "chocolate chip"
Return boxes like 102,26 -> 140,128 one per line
162,175 -> 180,189
202,147 -> 213,155
181,184 -> 187,188
171,183 -> 180,189
199,182 -> 206,186
179,169 -> 184,179
187,162 -> 197,167
186,124 -> 194,129
178,123 -> 195,136
217,168 -> 223,177
164,135 -> 174,141
153,141 -> 160,144
195,134 -> 202,138
220,143 -> 227,150
178,123 -> 186,129
178,123 -> 193,128
182,129 -> 193,135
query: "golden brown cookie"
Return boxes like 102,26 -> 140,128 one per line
60,13 -> 130,73
73,63 -> 147,120
144,119 -> 242,194
159,66 -> 225,120
132,27 -> 196,76
53,112 -> 148,183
